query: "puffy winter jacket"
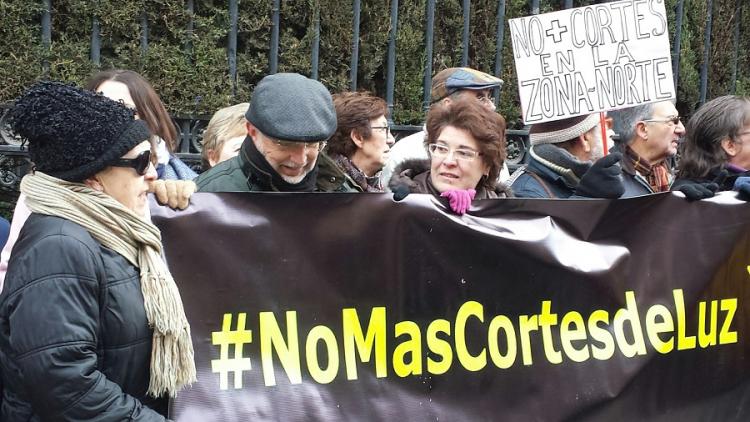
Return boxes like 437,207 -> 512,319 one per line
0,214 -> 167,421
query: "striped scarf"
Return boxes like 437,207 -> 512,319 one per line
624,146 -> 671,192
329,153 -> 383,192
20,172 -> 196,397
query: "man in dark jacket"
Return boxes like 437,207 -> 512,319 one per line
608,100 -> 685,197
511,114 -> 624,199
195,73 -> 358,193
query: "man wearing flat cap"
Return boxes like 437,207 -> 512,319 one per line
195,73 -> 357,192
380,67 -> 508,189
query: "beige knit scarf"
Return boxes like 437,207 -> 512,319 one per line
21,172 -> 196,398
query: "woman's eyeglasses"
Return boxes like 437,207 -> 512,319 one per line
112,150 -> 152,176
370,125 -> 392,135
428,143 -> 482,162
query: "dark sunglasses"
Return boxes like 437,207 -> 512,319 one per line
111,150 -> 152,176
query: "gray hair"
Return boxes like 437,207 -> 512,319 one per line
678,95 -> 750,179
201,102 -> 249,170
608,103 -> 655,145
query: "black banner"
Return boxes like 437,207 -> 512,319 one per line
151,193 -> 750,421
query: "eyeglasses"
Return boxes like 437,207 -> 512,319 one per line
428,143 -> 482,162
642,116 -> 681,126
370,125 -> 392,135
271,138 -> 327,152
112,150 -> 152,176
476,94 -> 495,105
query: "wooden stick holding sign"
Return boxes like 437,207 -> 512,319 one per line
600,112 -> 608,155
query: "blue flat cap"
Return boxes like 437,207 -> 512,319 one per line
245,73 -> 337,142
430,67 -> 503,103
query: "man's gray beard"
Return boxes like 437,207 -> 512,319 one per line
256,139 -> 311,184
280,173 -> 307,184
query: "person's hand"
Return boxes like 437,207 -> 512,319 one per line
574,152 -> 625,199
674,171 -> 727,201
733,176 -> 750,201
149,180 -> 195,210
440,188 -> 476,215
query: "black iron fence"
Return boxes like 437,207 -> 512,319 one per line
6,1 -> 748,116
4,1 -> 747,111
0,0 -> 745,201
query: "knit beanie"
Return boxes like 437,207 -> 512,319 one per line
11,80 -> 150,182
245,73 -> 336,142
529,114 -> 600,146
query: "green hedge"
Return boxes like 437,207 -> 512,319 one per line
0,0 -> 748,128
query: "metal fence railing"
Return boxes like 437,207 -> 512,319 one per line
0,0 -> 745,194
24,1 -> 748,114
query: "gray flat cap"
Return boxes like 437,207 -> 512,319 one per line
245,73 -> 336,142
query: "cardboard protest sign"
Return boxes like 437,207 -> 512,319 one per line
509,0 -> 675,124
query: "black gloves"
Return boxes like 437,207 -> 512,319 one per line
672,170 -> 727,201
392,184 -> 410,201
733,176 -> 750,201
574,152 -> 625,199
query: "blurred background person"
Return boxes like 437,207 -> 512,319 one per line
0,81 -> 195,420
326,92 -> 394,192
673,95 -> 750,199
86,69 -> 197,180
389,97 -> 511,215
201,103 -> 249,171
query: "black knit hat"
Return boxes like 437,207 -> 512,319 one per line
245,73 -> 336,142
11,80 -> 150,182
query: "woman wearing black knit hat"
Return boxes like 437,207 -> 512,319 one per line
0,81 -> 196,420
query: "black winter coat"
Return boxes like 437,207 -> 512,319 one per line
0,214 -> 168,421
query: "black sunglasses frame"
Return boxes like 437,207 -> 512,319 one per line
111,150 -> 152,176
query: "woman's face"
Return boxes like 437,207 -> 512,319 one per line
209,135 -> 245,167
88,140 -> 157,217
429,125 -> 489,192
96,80 -> 137,113
352,115 -> 395,176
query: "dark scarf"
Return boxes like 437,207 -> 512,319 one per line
624,145 -> 670,192
413,170 -> 444,196
530,144 -> 592,185
329,153 -> 383,192
240,136 -> 319,192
